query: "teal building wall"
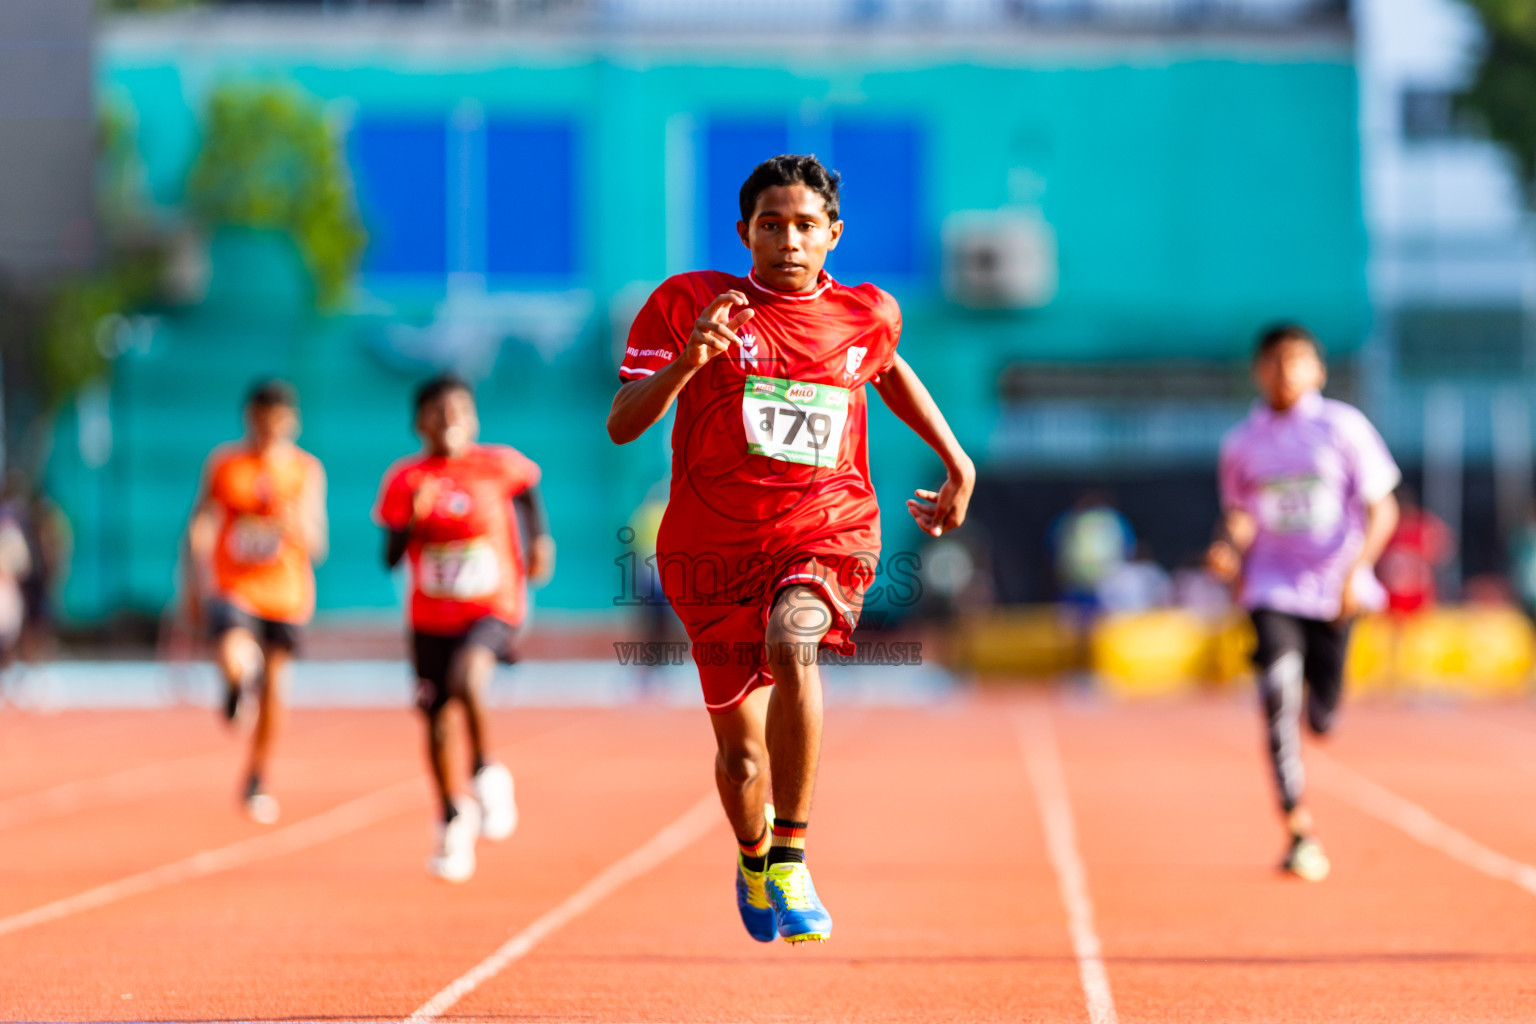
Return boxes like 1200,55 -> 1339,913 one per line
54,30 -> 1367,623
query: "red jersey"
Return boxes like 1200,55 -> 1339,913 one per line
375,444 -> 541,635
621,269 -> 899,632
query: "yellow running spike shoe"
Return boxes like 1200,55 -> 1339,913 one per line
765,862 -> 833,943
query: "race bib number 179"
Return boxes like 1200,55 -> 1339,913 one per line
742,376 -> 850,469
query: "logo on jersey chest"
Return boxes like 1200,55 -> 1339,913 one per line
738,330 -> 760,372
844,346 -> 867,380
439,490 -> 472,518
734,334 -> 869,383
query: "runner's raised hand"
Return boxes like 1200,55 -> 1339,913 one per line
906,469 -> 973,538
411,476 -> 441,527
683,291 -> 753,369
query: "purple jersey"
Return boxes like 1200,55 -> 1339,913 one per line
1219,391 -> 1400,621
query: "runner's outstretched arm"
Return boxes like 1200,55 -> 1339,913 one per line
1339,492 -> 1399,619
871,355 -> 975,537
1206,508 -> 1256,583
301,462 -> 329,564
183,470 -> 220,618
513,486 -> 556,583
383,531 -> 409,569
607,291 -> 753,444
382,477 -> 442,568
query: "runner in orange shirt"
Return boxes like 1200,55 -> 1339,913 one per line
376,375 -> 553,882
186,381 -> 328,824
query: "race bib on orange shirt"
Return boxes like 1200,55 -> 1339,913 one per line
419,538 -> 502,600
225,515 -> 284,566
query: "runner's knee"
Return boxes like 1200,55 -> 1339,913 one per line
448,644 -> 495,695
715,737 -> 766,787
765,585 -> 834,650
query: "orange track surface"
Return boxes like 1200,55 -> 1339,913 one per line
1,693 -> 1533,1022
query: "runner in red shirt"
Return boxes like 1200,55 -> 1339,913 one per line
376,375 -> 554,882
608,155 -> 974,943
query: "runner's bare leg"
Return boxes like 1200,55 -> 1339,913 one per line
425,703 -> 458,816
763,585 -> 832,823
215,626 -> 261,706
709,686 -> 772,843
247,645 -> 289,782
451,645 -> 498,767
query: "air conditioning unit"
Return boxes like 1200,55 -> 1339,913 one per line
942,210 -> 1058,310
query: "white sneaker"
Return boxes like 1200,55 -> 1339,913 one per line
428,800 -> 480,882
244,791 -> 280,826
473,762 -> 518,842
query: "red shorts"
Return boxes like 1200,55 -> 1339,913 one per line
661,552 -> 875,713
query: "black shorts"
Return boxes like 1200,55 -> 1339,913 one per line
411,617 -> 520,714
207,599 -> 303,653
1250,608 -> 1350,697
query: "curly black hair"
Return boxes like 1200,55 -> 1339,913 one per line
738,153 -> 841,223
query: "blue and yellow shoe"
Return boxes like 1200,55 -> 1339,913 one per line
736,854 -> 777,942
765,862 -> 832,943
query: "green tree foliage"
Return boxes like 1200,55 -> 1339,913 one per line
27,97 -> 166,413
1459,0 -> 1536,200
187,83 -> 366,310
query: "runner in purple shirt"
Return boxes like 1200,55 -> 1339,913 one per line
1208,324 -> 1401,882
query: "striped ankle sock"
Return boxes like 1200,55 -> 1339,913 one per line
766,818 -> 808,867
738,826 -> 770,872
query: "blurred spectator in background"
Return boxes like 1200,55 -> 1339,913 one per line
1095,543 -> 1172,614
1050,492 -> 1134,620
1172,557 -> 1233,619
1375,488 -> 1451,616
0,502 -> 32,669
627,482 -> 680,689
921,530 -> 995,624
22,487 -> 69,660
0,475 -> 68,668
1508,501 -> 1536,619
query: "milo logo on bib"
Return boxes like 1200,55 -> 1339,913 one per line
741,375 -> 852,469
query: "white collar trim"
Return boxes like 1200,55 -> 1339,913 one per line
746,268 -> 833,302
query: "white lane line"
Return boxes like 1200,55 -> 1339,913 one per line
0,752 -> 226,832
406,790 -> 721,1023
1311,750 -> 1536,897
1017,705 -> 1119,1024
0,780 -> 419,940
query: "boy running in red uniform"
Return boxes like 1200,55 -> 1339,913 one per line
187,381 -> 328,824
608,155 -> 974,943
376,375 -> 554,882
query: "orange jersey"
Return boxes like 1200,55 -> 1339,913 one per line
203,443 -> 324,624
375,444 -> 541,635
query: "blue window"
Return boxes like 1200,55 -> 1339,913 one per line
704,119 -> 789,271
701,116 -> 921,280
828,120 -> 921,279
486,120 -> 579,278
349,118 -> 448,276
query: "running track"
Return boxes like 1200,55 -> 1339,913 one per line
2,693 -> 1534,1022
